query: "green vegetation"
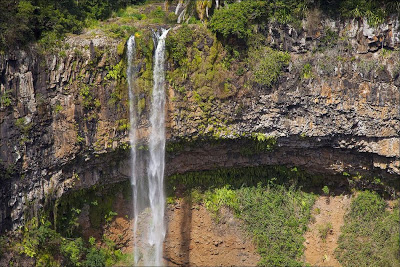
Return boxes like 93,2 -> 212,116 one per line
61,237 -> 84,266
194,182 -> 315,266
335,191 -> 400,266
208,0 -> 400,45
17,215 -> 131,267
209,1 -> 268,41
166,24 -> 238,123
317,28 -> 338,51
322,185 -> 330,195
104,58 -> 128,109
105,61 -> 126,81
237,185 -> 314,266
15,117 -> 33,144
134,30 -> 154,101
15,117 -> 33,135
301,63 -> 312,79
1,0 -> 399,52
0,0 -> 144,51
19,217 -> 61,265
168,165 -> 317,266
167,165 -> 326,199
248,47 -> 290,87
0,90 -> 12,108
3,181 -> 134,265
0,163 -> 16,180
54,104 -> 63,114
79,85 -> 101,111
339,0 -> 400,26
166,24 -> 193,66
116,119 -> 129,132
344,171 -> 398,199
76,134 -> 85,144
56,181 -> 131,235
317,222 -> 332,241
239,134 -> 277,156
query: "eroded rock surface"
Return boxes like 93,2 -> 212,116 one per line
0,16 -> 399,232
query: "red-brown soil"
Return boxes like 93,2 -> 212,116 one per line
303,195 -> 352,267
100,194 -> 260,266
163,199 -> 260,266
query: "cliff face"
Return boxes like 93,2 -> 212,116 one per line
0,15 -> 399,232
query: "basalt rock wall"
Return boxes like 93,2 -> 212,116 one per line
0,16 -> 399,232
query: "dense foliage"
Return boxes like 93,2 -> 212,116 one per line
335,191 -> 400,266
208,0 -> 400,41
338,0 -> 400,26
208,1 -> 269,40
3,182 -> 135,266
17,216 -> 132,266
0,0 -> 143,50
2,0 -> 400,50
165,24 -> 193,66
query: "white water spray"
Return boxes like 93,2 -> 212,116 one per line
126,35 -> 141,265
146,28 -> 170,266
127,28 -> 169,266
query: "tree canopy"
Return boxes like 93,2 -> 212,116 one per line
0,0 -> 143,51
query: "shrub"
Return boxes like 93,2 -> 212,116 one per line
349,190 -> 386,221
301,63 -> 312,79
249,47 -> 290,87
0,90 -> 12,108
166,24 -> 193,65
84,248 -> 106,267
335,191 -> 400,266
317,222 -> 332,241
61,238 -> 84,266
204,186 -> 239,220
322,186 -> 329,195
20,217 -> 61,266
208,1 -> 268,40
105,61 -> 126,81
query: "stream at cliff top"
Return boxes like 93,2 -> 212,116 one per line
127,28 -> 169,266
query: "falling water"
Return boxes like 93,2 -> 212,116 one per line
127,29 -> 169,266
146,28 -> 170,266
126,35 -> 141,264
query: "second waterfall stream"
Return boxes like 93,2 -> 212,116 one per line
127,28 -> 170,266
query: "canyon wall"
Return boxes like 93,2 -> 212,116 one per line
0,15 -> 399,232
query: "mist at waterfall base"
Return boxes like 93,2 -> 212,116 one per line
127,28 -> 169,266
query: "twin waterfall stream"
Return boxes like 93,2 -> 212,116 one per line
127,28 -> 170,266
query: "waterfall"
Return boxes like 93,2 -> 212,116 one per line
147,28 -> 170,266
127,28 -> 169,266
175,0 -> 182,15
177,9 -> 186,24
126,35 -> 141,265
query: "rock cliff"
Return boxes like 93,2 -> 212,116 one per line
0,13 -> 399,232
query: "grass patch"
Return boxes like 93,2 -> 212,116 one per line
203,183 -> 315,266
335,191 -> 400,266
317,222 -> 333,241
